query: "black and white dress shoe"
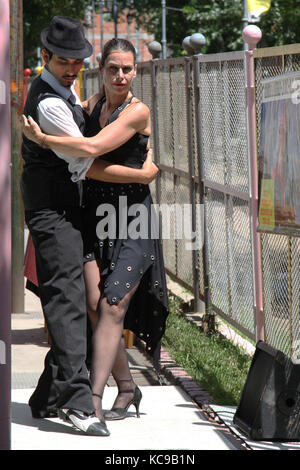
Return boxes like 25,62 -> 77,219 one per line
58,408 -> 110,436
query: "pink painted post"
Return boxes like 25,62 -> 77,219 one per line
243,25 -> 264,342
0,0 -> 11,450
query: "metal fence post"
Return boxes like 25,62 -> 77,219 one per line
10,0 -> 24,314
184,57 -> 203,314
243,25 -> 264,341
161,0 -> 167,59
0,0 -> 12,450
193,55 -> 213,328
150,60 -> 161,206
82,68 -> 87,101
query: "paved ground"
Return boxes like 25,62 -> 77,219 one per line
11,285 -> 300,452
11,287 -> 245,452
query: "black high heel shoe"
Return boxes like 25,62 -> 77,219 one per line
91,393 -> 110,435
104,386 -> 142,421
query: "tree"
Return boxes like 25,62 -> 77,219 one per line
258,0 -> 300,47
182,0 -> 244,53
23,0 -> 300,67
119,0 -> 300,56
23,0 -> 90,68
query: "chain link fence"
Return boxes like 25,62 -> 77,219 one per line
82,43 -> 300,357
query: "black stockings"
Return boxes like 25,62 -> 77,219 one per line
84,260 -> 139,419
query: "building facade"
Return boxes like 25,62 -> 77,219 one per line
84,9 -> 154,67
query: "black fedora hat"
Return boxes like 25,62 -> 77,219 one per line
41,16 -> 93,59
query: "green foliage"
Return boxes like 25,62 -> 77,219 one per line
23,0 -> 90,68
162,310 -> 252,405
258,0 -> 300,47
120,0 -> 300,56
182,0 -> 244,53
23,0 -> 300,66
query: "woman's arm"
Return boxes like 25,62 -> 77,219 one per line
87,149 -> 158,184
22,102 -> 150,158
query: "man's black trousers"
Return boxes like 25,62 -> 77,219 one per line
25,206 -> 94,415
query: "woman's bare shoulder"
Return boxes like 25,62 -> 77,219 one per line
123,98 -> 150,119
119,98 -> 150,134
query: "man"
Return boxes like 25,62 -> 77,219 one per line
21,16 -> 156,436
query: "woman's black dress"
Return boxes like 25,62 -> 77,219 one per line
83,97 -> 169,373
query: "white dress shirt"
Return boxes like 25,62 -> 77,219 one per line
37,67 -> 94,182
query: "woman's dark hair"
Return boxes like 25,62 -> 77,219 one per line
100,38 -> 136,67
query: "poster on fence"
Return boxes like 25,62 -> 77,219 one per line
258,71 -> 300,236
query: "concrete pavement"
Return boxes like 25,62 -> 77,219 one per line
16,284 -> 300,452
11,286 -> 248,452
12,386 -> 239,451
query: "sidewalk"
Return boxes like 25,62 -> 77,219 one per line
12,286 -> 299,452
11,287 -> 244,451
11,290 -> 300,452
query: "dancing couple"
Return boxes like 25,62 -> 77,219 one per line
21,16 -> 168,436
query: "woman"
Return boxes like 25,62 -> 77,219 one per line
22,38 -> 169,423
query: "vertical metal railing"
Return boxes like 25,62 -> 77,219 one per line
243,29 -> 264,341
185,57 -> 202,313
193,56 -> 211,317
150,60 -> 161,207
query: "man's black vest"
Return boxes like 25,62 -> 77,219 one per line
21,75 -> 86,210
